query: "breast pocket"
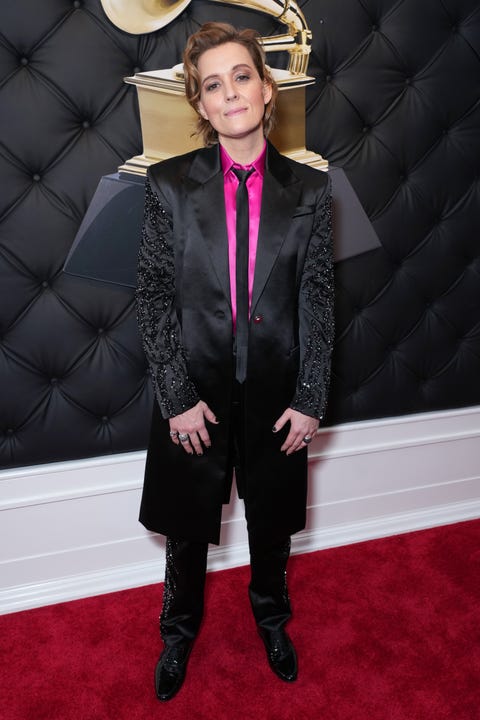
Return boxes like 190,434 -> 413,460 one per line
292,204 -> 315,218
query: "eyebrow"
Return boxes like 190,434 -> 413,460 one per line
201,63 -> 253,86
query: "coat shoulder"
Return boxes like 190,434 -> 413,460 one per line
285,156 -> 331,193
147,145 -> 217,191
147,149 -> 196,190
267,142 -> 330,198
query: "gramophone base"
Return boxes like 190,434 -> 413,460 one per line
119,148 -> 327,176
121,70 -> 328,175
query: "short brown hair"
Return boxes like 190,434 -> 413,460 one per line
183,22 -> 278,146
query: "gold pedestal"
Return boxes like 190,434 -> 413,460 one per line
120,67 -> 327,174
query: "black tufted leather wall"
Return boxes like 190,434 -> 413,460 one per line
1,1 -> 479,469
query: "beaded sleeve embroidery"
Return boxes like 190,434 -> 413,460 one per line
135,176 -> 200,418
290,186 -> 334,420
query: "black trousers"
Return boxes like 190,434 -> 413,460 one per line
160,536 -> 292,646
160,381 -> 292,647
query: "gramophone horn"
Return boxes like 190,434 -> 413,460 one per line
100,0 -> 308,35
100,0 -> 192,34
100,0 -> 311,75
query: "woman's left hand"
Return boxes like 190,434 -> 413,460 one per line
273,408 -> 319,456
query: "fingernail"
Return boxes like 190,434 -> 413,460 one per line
272,426 -> 277,432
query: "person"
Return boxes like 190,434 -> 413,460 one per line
135,21 -> 334,702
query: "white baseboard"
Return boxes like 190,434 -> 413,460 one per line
1,406 -> 479,615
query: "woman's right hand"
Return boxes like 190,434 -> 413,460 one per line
169,401 -> 218,455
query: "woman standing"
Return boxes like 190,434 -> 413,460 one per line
136,22 -> 334,701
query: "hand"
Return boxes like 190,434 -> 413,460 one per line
273,408 -> 319,456
169,401 -> 218,456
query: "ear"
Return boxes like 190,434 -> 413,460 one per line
197,100 -> 208,120
262,80 -> 273,105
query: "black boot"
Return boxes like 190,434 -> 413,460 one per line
155,641 -> 193,701
155,538 -> 208,700
258,627 -> 298,682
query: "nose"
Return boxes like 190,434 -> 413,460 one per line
224,80 -> 238,101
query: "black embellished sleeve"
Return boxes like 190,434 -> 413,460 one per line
135,174 -> 200,418
290,177 -> 334,420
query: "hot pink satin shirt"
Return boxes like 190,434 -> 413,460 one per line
220,142 -> 266,329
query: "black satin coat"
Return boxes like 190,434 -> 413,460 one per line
136,142 -> 334,545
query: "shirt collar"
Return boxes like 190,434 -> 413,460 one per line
220,140 -> 267,178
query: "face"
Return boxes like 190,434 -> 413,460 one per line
196,42 -> 272,147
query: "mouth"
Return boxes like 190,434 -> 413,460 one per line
225,107 -> 247,117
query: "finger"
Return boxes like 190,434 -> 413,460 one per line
197,427 -> 211,448
273,410 -> 290,433
178,433 -> 194,454
182,442 -> 194,455
288,431 -> 316,455
169,429 -> 180,445
281,429 -> 300,453
287,438 -> 307,455
189,432 -> 204,456
202,404 -> 219,425
283,427 -> 311,454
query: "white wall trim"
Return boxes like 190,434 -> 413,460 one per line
1,405 -> 479,615
2,498 -> 479,616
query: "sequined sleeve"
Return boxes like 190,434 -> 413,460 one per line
290,180 -> 334,420
135,175 -> 200,418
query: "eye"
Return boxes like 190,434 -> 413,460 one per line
205,81 -> 220,92
235,73 -> 251,82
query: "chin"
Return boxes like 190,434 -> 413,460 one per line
225,119 -> 263,137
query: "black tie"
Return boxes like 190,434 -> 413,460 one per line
233,167 -> 254,383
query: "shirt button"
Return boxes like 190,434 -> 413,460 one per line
253,314 -> 263,324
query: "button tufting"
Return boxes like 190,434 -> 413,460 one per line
0,0 -> 479,470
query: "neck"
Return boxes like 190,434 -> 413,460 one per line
219,131 -> 266,166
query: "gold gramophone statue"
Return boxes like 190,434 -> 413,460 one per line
100,0 -> 328,174
64,1 -> 380,286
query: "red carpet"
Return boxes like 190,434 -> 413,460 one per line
2,520 -> 479,720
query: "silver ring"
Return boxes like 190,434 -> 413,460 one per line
303,435 -> 312,444
169,430 -> 178,438
178,433 -> 189,442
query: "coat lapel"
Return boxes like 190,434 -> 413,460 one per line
183,143 -> 303,314
185,145 -> 232,308
250,143 -> 302,315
